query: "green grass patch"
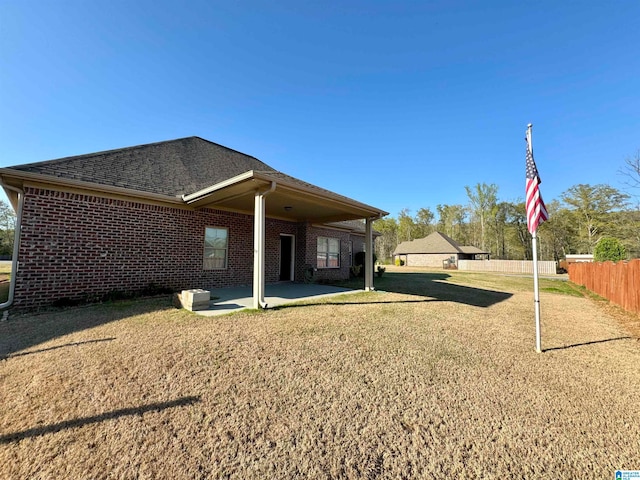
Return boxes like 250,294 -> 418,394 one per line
540,281 -> 585,297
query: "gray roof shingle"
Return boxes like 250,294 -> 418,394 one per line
7,137 -> 278,197
393,231 -> 488,255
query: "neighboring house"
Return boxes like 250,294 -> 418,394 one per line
393,231 -> 489,268
0,137 -> 387,309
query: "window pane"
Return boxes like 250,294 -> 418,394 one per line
204,255 -> 225,269
204,227 -> 228,269
317,236 -> 340,268
317,237 -> 327,253
212,237 -> 226,249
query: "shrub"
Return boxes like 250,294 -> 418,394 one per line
303,265 -> 315,283
101,290 -> 134,302
350,265 -> 362,278
354,251 -> 378,277
141,283 -> 173,296
376,266 -> 386,277
52,297 -> 82,308
395,258 -> 405,266
594,237 -> 627,262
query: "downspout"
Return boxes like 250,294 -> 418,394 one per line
0,183 -> 25,310
253,181 -> 276,309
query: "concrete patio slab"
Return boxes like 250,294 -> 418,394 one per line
194,283 -> 362,316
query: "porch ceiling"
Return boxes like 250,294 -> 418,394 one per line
182,171 -> 387,222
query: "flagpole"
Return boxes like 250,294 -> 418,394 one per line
528,123 -> 542,353
532,230 -> 542,353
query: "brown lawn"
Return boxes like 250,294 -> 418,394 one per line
1,269 -> 639,479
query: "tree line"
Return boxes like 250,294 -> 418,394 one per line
0,200 -> 15,257
374,151 -> 640,263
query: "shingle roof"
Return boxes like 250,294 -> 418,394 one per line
458,245 -> 487,255
393,231 -> 488,255
324,219 -> 369,233
7,137 -> 278,197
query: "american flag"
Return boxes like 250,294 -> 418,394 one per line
525,133 -> 548,234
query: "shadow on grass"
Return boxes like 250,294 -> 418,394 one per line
1,337 -> 117,360
0,395 -> 201,444
271,298 -> 442,311
543,336 -> 632,352
0,297 -> 172,358
331,272 -> 513,308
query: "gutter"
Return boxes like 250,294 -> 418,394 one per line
0,168 -> 184,206
0,183 -> 24,310
259,180 -> 276,197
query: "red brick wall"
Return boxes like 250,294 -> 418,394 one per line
350,234 -> 366,256
303,226 -> 353,282
14,188 -> 310,308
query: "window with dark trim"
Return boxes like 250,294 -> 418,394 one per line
204,227 -> 228,270
317,236 -> 340,268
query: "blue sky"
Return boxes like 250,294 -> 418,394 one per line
1,1 -> 639,217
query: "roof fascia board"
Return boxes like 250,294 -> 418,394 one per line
181,170 -> 257,203
183,170 -> 387,218
262,172 -> 387,218
0,169 -> 183,206
2,166 -> 389,219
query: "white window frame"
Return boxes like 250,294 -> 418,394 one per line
203,226 -> 228,270
317,236 -> 340,269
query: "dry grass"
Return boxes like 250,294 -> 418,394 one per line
1,270 -> 640,479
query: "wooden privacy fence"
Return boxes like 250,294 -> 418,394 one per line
457,259 -> 558,275
569,259 -> 640,315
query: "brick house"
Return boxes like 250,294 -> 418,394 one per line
0,137 -> 387,309
393,231 -> 489,268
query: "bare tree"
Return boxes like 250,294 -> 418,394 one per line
465,183 -> 498,251
619,149 -> 640,190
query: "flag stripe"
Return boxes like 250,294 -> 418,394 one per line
525,133 -> 548,234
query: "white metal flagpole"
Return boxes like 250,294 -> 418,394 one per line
527,124 -> 542,353
532,229 -> 542,353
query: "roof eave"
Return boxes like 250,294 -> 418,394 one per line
268,173 -> 384,215
181,170 -> 258,203
0,168 -> 184,205
182,170 -> 388,220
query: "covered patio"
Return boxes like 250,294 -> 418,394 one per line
182,169 -> 388,310
194,283 -> 362,316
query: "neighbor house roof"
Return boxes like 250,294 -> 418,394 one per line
458,245 -> 487,255
393,231 -> 488,255
1,136 -> 388,223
